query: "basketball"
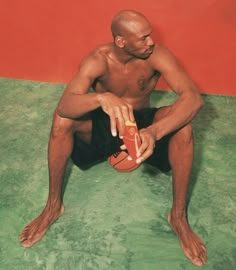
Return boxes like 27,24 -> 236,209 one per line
108,151 -> 140,172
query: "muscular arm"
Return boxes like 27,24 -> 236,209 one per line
57,49 -> 134,136
57,52 -> 106,119
150,45 -> 204,139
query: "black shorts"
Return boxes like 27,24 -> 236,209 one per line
71,108 -> 173,172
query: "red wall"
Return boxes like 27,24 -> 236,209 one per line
0,0 -> 235,95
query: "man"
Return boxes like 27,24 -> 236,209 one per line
19,10 -> 207,266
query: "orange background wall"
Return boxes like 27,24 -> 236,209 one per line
0,0 -> 235,95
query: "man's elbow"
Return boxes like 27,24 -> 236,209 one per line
57,102 -> 68,118
186,90 -> 204,114
57,108 -> 64,118
57,93 -> 71,118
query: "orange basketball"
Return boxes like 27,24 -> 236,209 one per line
108,151 -> 140,172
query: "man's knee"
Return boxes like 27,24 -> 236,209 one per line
51,110 -> 92,142
51,110 -> 75,138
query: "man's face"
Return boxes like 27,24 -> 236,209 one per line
123,21 -> 154,59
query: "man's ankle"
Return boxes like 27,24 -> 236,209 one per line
46,198 -> 62,209
170,208 -> 187,220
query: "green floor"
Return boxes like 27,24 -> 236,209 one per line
0,77 -> 235,270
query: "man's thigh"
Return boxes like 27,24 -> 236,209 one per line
72,108 -> 122,169
52,110 -> 92,141
73,113 -> 93,144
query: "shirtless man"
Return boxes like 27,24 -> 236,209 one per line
19,10 -> 207,266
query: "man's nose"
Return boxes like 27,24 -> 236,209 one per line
146,36 -> 154,47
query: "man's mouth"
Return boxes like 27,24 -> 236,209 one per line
145,49 -> 153,54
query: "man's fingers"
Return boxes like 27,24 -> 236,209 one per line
117,104 -> 134,123
136,148 -> 154,164
120,144 -> 127,150
136,132 -> 156,163
127,104 -> 135,122
114,107 -> 126,137
120,105 -> 131,122
108,102 -> 134,138
137,136 -> 148,156
110,115 -> 117,136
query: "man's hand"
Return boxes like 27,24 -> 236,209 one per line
136,126 -> 157,164
98,92 -> 135,137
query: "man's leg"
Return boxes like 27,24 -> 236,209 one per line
154,107 -> 207,266
19,110 -> 91,247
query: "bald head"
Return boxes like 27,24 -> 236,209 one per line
111,10 -> 151,38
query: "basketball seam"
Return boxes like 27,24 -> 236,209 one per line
111,155 -> 128,166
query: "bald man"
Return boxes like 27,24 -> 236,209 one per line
19,10 -> 207,266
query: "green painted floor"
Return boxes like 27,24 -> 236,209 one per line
0,77 -> 235,270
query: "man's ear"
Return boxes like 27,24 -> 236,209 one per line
115,36 -> 126,48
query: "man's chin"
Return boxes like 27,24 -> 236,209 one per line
130,51 -> 152,60
138,53 -> 152,60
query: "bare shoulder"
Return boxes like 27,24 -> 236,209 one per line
149,44 -> 200,95
148,44 -> 180,72
78,44 -> 111,77
64,44 -> 112,94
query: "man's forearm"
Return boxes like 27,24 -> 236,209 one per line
57,92 -> 101,119
152,92 -> 204,140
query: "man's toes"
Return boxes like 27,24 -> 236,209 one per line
190,247 -> 207,266
194,234 -> 205,247
21,240 -> 33,248
20,227 -> 29,235
19,230 -> 29,241
192,256 -> 204,266
19,234 -> 27,242
183,248 -> 194,262
19,228 -> 36,245
21,226 -> 32,235
199,250 -> 207,265
200,256 -> 207,265
200,243 -> 207,253
21,235 -> 37,248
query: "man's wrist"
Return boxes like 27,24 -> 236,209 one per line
96,92 -> 110,105
146,125 -> 159,140
150,122 -> 167,140
96,93 -> 103,106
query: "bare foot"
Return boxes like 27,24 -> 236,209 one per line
19,203 -> 65,247
168,212 -> 207,266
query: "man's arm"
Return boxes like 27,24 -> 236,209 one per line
57,50 -> 134,137
149,45 -> 204,140
57,52 -> 106,119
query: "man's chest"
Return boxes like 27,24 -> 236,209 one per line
99,62 -> 160,95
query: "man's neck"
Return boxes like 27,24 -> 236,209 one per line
111,44 -> 136,65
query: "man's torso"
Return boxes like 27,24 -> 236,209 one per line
91,43 -> 161,110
